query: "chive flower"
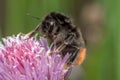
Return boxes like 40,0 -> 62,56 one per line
0,34 -> 71,80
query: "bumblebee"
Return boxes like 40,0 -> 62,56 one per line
27,12 -> 86,66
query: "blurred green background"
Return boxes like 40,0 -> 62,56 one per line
0,0 -> 119,80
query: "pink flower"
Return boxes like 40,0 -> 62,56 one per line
0,34 -> 71,80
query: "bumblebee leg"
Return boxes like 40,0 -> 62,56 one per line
18,32 -> 25,36
56,32 -> 76,52
25,24 -> 41,38
56,43 -> 66,52
64,32 -> 76,44
66,48 -> 79,66
25,30 -> 36,38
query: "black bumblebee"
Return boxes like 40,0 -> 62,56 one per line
27,12 -> 86,66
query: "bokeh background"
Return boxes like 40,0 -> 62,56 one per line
0,0 -> 119,80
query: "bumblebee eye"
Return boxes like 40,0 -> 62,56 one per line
41,25 -> 47,33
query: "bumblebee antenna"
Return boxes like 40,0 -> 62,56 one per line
26,13 -> 40,20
